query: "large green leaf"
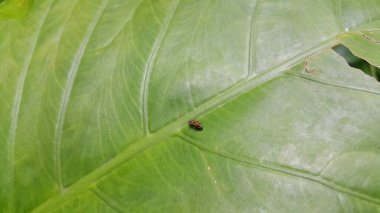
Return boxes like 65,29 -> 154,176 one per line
1,0 -> 380,212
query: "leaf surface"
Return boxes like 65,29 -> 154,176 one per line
1,0 -> 380,212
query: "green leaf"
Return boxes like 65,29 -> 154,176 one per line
338,31 -> 380,67
1,0 -> 380,212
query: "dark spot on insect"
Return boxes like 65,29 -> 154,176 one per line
188,120 -> 203,131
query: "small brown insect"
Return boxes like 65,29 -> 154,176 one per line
188,119 -> 203,131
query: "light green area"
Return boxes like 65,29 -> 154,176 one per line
0,0 -> 380,212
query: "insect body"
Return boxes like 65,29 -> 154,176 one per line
188,120 -> 203,131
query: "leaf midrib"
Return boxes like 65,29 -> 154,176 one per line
26,2 -> 380,211
32,37 -> 337,212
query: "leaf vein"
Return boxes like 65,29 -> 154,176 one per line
96,0 -> 144,50
53,0 -> 110,189
247,0 -> 262,76
141,0 -> 180,135
177,134 -> 380,206
92,188 -> 126,213
6,1 -> 54,211
333,0 -> 344,31
286,73 -> 380,95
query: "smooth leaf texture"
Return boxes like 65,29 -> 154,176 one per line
1,0 -> 380,212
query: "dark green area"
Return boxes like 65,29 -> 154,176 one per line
334,45 -> 380,81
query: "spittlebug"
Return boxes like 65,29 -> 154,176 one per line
188,119 -> 203,131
